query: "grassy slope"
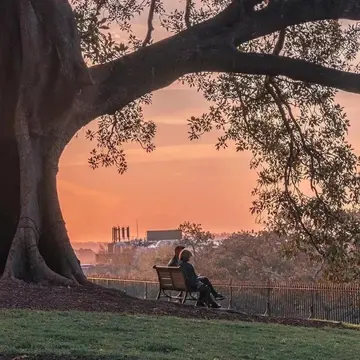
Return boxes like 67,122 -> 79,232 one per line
0,310 -> 359,360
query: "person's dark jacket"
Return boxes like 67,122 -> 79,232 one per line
168,256 -> 179,267
179,261 -> 198,290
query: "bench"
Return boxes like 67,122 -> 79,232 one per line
153,265 -> 198,304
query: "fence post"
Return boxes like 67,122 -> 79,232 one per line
309,289 -> 315,319
228,278 -> 233,309
264,280 -> 272,317
144,282 -> 148,299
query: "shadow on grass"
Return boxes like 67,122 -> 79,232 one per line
140,343 -> 181,353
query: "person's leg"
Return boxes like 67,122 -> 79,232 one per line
196,283 -> 221,308
195,294 -> 206,307
196,283 -> 210,307
197,276 -> 225,300
197,276 -> 216,296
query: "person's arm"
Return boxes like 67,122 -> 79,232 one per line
183,263 -> 198,289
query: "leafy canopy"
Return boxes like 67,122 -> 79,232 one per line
72,0 -> 360,280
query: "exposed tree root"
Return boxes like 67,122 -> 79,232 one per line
3,223 -> 74,286
40,219 -> 87,285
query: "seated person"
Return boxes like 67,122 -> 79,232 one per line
168,245 -> 185,266
178,249 -> 222,308
168,245 -> 225,301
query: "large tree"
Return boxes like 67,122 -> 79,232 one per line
2,0 -> 360,285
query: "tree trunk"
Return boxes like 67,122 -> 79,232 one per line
0,138 -> 20,276
1,100 -> 84,285
0,0 -> 92,285
39,155 -> 88,285
0,124 -> 88,285
0,106 -> 89,285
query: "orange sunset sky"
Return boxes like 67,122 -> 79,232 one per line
59,9 -> 360,243
59,89 -> 360,243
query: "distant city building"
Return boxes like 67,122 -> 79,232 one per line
94,228 -> 183,264
146,229 -> 182,242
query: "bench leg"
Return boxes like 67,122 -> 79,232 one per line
176,291 -> 183,303
156,288 -> 161,300
181,292 -> 188,304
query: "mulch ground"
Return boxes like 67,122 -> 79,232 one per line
0,279 -> 356,331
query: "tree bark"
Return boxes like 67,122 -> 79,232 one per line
0,112 -> 87,285
0,0 -> 91,285
39,158 -> 88,284
2,90 -> 78,285
0,110 -> 87,285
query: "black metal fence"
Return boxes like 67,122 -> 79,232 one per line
88,277 -> 360,324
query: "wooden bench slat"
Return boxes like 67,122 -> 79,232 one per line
160,281 -> 173,287
157,273 -> 172,279
170,272 -> 187,289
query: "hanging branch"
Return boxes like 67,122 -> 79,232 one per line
142,0 -> 157,47
265,81 -> 326,257
256,28 -> 286,99
185,0 -> 192,28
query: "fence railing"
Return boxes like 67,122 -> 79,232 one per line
88,277 -> 360,324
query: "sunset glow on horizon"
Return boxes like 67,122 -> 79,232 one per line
58,84 -> 360,243
59,84 -> 261,243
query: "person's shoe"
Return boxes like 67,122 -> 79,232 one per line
215,293 -> 225,301
210,301 -> 222,309
196,301 -> 206,307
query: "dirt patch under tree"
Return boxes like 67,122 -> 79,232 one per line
0,279 -> 355,331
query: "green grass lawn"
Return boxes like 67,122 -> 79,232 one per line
0,310 -> 359,360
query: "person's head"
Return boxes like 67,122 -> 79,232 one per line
179,249 -> 192,262
174,245 -> 185,258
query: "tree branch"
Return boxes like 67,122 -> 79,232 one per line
64,34 -> 193,142
89,0 -> 360,115
199,49 -> 360,94
207,0 -> 360,47
142,0 -> 156,47
184,0 -> 192,28
266,80 -> 325,257
65,0 -> 360,141
272,29 -> 286,56
257,28 -> 286,99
